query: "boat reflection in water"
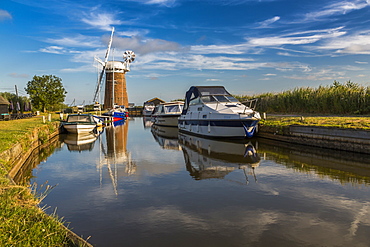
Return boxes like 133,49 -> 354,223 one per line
62,127 -> 103,152
142,116 -> 153,129
151,125 -> 181,150
98,119 -> 136,195
178,133 -> 260,182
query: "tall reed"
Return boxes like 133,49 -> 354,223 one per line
237,81 -> 370,114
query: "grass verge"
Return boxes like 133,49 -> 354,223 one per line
0,113 -> 84,246
261,115 -> 370,130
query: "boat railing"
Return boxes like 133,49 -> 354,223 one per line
242,98 -> 258,111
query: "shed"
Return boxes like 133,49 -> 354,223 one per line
0,96 -> 10,114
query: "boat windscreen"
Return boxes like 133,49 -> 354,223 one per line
67,115 -> 92,123
165,104 -> 182,113
198,87 -> 229,96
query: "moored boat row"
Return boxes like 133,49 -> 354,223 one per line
149,85 -> 261,139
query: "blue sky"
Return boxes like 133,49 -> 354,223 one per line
1,0 -> 370,105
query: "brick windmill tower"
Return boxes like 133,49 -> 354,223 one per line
93,27 -> 136,110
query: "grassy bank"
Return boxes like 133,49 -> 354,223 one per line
0,113 -> 83,246
261,115 -> 370,130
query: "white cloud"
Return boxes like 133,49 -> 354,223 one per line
257,16 -> 280,28
304,0 -> 370,20
190,44 -> 253,55
81,12 -> 123,31
8,73 -> 29,78
247,27 -> 346,47
0,9 -> 12,21
113,36 -> 182,55
39,46 -> 67,54
46,35 -> 101,48
125,0 -> 178,7
318,30 -> 370,54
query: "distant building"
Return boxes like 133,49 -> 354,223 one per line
143,97 -> 165,106
0,96 -> 10,114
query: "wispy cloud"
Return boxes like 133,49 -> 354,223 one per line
81,12 -> 123,31
0,9 -> 12,21
256,16 -> 280,28
318,30 -> 370,54
39,46 -> 67,54
247,27 -> 346,46
113,36 -> 182,55
125,0 -> 178,7
46,35 -> 101,48
8,73 -> 29,78
304,0 -> 370,20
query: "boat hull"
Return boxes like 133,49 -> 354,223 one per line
112,112 -> 127,121
63,123 -> 96,134
178,118 -> 259,138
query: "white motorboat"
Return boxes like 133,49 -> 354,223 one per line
142,102 -> 155,116
62,113 -> 98,134
151,101 -> 184,127
178,86 -> 261,138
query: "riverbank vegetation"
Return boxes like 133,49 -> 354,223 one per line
260,115 -> 370,130
0,114 -> 85,246
0,167 -> 73,246
237,81 -> 370,115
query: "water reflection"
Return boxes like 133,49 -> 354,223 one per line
143,116 -> 153,129
97,120 -> 136,195
20,118 -> 370,247
257,138 -> 370,185
179,133 -> 260,182
151,125 -> 181,150
62,133 -> 98,152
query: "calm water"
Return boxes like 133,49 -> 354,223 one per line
28,117 -> 370,247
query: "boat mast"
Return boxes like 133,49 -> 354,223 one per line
112,49 -> 115,109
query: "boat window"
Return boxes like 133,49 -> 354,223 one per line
165,104 -> 182,113
67,115 -> 91,123
189,97 -> 201,105
225,95 -> 239,102
213,95 -> 230,102
200,96 -> 211,103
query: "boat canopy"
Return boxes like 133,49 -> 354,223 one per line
182,86 -> 236,114
67,114 -> 94,123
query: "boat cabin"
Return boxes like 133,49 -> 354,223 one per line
182,86 -> 239,114
66,114 -> 95,123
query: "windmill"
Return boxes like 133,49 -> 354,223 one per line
93,27 -> 136,110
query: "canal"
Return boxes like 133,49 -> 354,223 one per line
26,117 -> 370,247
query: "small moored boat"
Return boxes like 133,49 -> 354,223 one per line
151,101 -> 184,127
62,113 -> 98,134
142,102 -> 155,116
178,86 -> 261,138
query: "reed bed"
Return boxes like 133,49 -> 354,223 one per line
237,81 -> 370,115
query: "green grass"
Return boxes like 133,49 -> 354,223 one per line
261,115 -> 370,130
0,114 -> 86,246
0,166 -> 75,246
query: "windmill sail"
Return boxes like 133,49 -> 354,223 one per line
93,27 -> 115,102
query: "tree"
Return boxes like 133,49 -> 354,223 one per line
25,75 -> 67,112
